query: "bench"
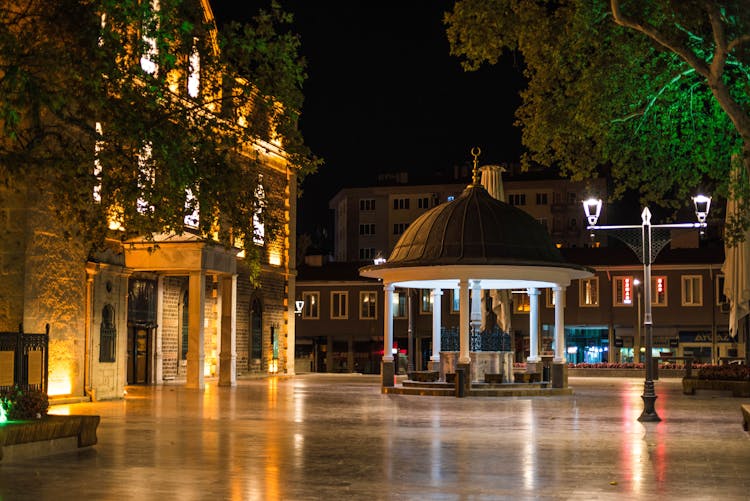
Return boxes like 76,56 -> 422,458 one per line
682,378 -> 750,397
742,404 -> 750,431
513,372 -> 541,383
660,356 -> 694,377
484,373 -> 505,384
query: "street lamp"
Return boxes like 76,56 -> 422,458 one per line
583,195 -> 710,422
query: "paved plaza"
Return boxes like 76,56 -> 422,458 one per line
1,375 -> 749,500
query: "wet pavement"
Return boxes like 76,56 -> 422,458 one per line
1,375 -> 749,500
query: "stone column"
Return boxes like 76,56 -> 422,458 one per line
458,279 -> 470,364
219,274 -> 237,387
154,275 -> 164,384
382,284 -> 395,387
186,271 -> 206,389
552,285 -> 568,388
430,289 -> 443,369
527,288 -> 541,364
470,280 -> 482,335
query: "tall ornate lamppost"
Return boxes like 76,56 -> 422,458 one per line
583,195 -> 711,422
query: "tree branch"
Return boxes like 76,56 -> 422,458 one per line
610,0 -> 711,78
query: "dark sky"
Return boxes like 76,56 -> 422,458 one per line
211,1 -> 525,238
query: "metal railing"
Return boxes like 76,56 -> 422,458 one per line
0,324 -> 49,393
441,325 -> 511,352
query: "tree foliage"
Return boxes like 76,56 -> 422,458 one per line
446,0 -> 750,240
0,0 -> 319,254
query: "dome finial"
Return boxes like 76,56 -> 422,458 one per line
470,147 -> 481,186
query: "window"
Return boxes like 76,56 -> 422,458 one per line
451,289 -> 460,313
393,198 -> 410,210
508,194 -> 526,206
613,276 -> 634,306
418,197 -> 429,209
253,178 -> 265,245
513,291 -> 530,313
420,289 -> 433,313
359,248 -> 375,260
579,278 -> 599,307
393,223 -> 409,235
140,0 -> 160,74
682,275 -> 703,306
393,290 -> 407,318
99,305 -> 116,363
302,292 -> 319,319
537,218 -> 548,230
359,223 -> 375,235
717,275 -> 728,305
359,199 -> 375,211
360,291 -> 377,319
546,288 -> 566,308
568,218 -> 578,229
567,192 -> 577,204
652,276 -> 667,306
331,291 -> 348,319
536,193 -> 548,205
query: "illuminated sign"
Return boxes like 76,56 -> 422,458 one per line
623,277 -> 632,304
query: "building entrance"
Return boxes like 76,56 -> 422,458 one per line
127,326 -> 151,384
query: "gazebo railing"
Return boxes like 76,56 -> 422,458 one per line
441,325 -> 511,352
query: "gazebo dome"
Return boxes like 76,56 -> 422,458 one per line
387,184 -> 564,267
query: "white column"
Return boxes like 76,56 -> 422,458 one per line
471,280 -> 482,334
219,274 -> 237,386
383,284 -> 394,362
459,279 -> 470,364
187,271 -> 206,389
155,275 -> 164,384
430,289 -> 443,362
527,288 -> 541,363
553,286 -> 566,363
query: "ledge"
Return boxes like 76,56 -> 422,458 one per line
682,378 -> 750,397
0,415 -> 100,462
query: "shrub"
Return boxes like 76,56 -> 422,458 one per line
697,365 -> 750,381
0,386 -> 49,420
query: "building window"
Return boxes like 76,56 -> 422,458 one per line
393,223 -> 409,235
567,192 -> 577,204
393,198 -> 410,210
393,290 -> 407,318
331,291 -> 348,319
536,193 -> 548,205
613,276 -> 634,306
360,291 -> 377,320
513,291 -> 530,313
359,199 -> 375,211
420,289 -> 433,313
418,197 -> 429,209
451,289 -> 460,313
652,276 -> 667,306
546,288 -> 566,308
250,298 -> 262,360
508,194 -> 526,206
359,223 -> 375,235
579,278 -> 599,307
359,248 -> 375,260
681,275 -> 703,306
99,304 -> 117,363
302,292 -> 319,319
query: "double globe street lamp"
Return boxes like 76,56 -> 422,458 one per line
583,195 -> 711,422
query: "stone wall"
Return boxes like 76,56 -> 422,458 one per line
161,276 -> 186,380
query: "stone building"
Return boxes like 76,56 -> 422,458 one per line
0,0 -> 299,400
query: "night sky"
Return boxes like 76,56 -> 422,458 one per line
211,1 -> 525,239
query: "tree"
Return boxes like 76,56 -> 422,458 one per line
0,0 -> 319,257
445,0 -> 749,241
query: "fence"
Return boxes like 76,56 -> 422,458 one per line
441,325 -> 512,352
0,324 -> 49,393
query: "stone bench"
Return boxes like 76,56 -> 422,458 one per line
682,378 -> 750,397
742,404 -> 750,432
0,415 -> 100,462
513,372 -> 541,383
484,373 -> 505,384
408,371 -> 440,383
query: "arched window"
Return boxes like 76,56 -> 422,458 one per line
99,304 -> 117,363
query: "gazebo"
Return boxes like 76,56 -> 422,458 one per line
360,161 -> 593,391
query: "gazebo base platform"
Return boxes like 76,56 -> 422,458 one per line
383,380 -> 573,397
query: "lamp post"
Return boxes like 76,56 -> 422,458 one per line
583,196 -> 710,422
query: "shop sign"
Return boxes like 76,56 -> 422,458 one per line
678,331 -> 734,343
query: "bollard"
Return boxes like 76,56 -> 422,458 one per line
455,368 -> 465,398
